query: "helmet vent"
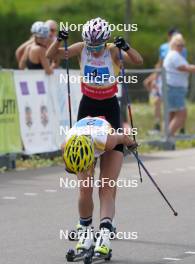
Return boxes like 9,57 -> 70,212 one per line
85,146 -> 88,155
80,148 -> 84,159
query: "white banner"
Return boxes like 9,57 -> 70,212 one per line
14,70 -> 58,154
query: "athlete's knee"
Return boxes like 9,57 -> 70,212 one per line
80,186 -> 93,198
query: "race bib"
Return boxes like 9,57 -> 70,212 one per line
84,66 -> 110,84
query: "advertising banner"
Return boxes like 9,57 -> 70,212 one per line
14,70 -> 58,154
0,71 -> 22,154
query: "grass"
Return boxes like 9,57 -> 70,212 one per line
16,155 -> 63,170
176,139 -> 195,150
132,101 -> 195,140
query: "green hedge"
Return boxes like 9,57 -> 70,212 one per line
1,0 -> 195,69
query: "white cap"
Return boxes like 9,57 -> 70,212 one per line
31,22 -> 49,38
31,21 -> 44,34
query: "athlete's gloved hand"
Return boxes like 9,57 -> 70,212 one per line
123,135 -> 138,151
114,36 -> 130,51
57,28 -> 69,41
127,142 -> 138,151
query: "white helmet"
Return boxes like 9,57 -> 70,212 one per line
82,17 -> 111,45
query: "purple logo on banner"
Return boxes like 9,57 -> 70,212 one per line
36,81 -> 45,94
20,82 -> 29,95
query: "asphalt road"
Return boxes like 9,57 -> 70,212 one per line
0,148 -> 195,264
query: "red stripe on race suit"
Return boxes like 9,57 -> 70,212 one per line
81,82 -> 118,100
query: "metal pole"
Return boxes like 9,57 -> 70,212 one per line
119,48 -> 143,182
129,149 -> 178,216
125,0 -> 131,43
161,67 -> 169,141
122,0 -> 132,124
64,39 -> 72,128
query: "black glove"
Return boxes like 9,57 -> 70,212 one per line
114,36 -> 130,51
127,142 -> 139,151
57,28 -> 69,41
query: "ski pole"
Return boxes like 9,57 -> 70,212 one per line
128,148 -> 178,216
118,48 -> 143,182
64,38 -> 72,128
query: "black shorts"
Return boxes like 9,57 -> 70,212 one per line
77,95 -> 124,153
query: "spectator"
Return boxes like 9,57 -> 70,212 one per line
163,34 -> 195,137
15,21 -> 43,64
159,28 -> 187,65
45,20 -> 58,42
45,19 -> 60,68
19,23 -> 53,75
144,28 -> 187,133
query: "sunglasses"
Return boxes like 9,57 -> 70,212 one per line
50,28 -> 57,33
87,43 -> 105,52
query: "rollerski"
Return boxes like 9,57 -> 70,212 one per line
83,228 -> 112,263
66,225 -> 94,262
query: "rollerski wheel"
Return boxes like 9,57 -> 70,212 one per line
105,250 -> 112,261
84,254 -> 93,264
66,248 -> 89,262
66,249 -> 75,262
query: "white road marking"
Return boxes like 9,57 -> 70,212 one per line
161,170 -> 172,174
2,196 -> 16,200
163,257 -> 181,261
44,189 -> 57,193
24,192 -> 37,196
175,168 -> 185,172
185,251 -> 195,254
